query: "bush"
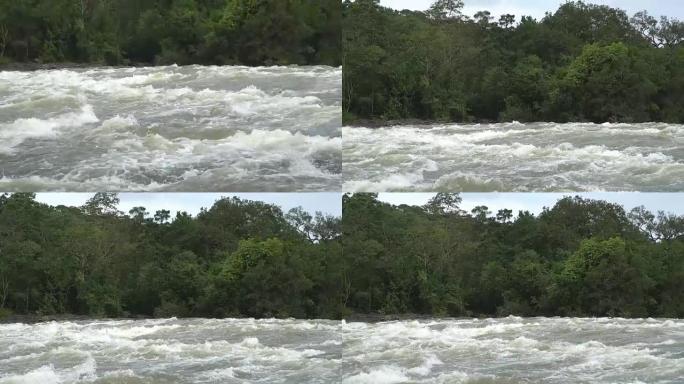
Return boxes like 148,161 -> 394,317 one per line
0,308 -> 14,319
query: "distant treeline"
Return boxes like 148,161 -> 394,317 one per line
0,0 -> 340,66
343,193 -> 684,318
343,0 -> 684,123
2,193 -> 683,320
0,193 -> 343,319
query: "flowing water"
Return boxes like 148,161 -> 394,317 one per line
343,123 -> 684,192
0,65 -> 341,191
1,317 -> 682,383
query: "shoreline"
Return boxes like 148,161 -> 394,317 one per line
3,312 -> 679,325
343,118 -> 466,128
0,314 -> 153,324
342,118 -> 679,127
343,118 -> 540,127
0,313 -> 441,324
0,62 -> 341,72
0,62 -> 149,72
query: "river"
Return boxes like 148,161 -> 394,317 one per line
0,65 -> 341,191
0,317 -> 682,383
343,123 -> 684,192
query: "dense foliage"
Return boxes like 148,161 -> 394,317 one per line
343,193 -> 684,318
0,193 -> 344,319
0,0 -> 340,66
2,192 -> 682,320
343,0 -> 684,123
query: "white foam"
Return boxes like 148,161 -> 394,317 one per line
0,65 -> 340,191
198,367 -> 236,380
1,317 -> 683,383
343,123 -> 684,191
0,365 -> 61,384
407,354 -> 443,376
0,105 -> 98,153
342,366 -> 409,384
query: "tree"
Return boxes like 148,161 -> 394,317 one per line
424,193 -> 463,215
474,11 -> 493,27
343,0 -> 684,124
427,0 -> 464,21
0,24 -> 8,57
471,206 -> 491,221
129,206 -> 148,222
559,42 -> 657,122
631,11 -> 684,48
154,209 -> 171,224
556,237 -> 651,316
0,0 -> 340,66
0,193 -> 340,319
498,14 -> 516,29
82,193 -> 121,216
496,209 -> 513,223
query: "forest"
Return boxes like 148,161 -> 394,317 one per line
343,0 -> 684,123
0,193 -> 344,319
1,193 -> 682,320
342,193 -> 684,318
0,0 -> 341,66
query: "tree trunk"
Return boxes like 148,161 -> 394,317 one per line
0,25 -> 8,58
0,275 -> 8,309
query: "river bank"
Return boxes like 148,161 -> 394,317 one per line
0,313 -> 446,325
343,117 -> 448,128
0,313 -> 156,324
0,61 -> 154,71
342,117 -> 674,127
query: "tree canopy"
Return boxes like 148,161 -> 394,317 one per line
2,192 -> 682,320
342,193 -> 684,318
0,0 -> 341,66
343,0 -> 684,123
0,193 -> 343,319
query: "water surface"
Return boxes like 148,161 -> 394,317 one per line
343,123 -> 684,191
0,65 -> 341,191
1,317 -> 682,383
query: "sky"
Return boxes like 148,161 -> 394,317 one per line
378,193 -> 684,215
32,193 -> 684,218
34,193 -> 342,218
380,0 -> 684,20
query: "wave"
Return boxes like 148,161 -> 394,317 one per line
343,123 -> 684,192
0,129 -> 341,191
0,317 -> 681,383
0,65 -> 341,191
0,105 -> 98,154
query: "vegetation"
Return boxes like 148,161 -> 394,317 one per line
343,0 -> 684,123
2,192 -> 682,320
0,0 -> 340,66
342,193 -> 684,318
0,193 -> 344,319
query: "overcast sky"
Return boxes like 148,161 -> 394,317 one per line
380,0 -> 684,20
34,193 -> 342,218
378,193 -> 684,215
29,192 -> 684,219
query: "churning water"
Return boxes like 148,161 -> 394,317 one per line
0,65 -> 341,191
343,123 -> 684,192
1,317 -> 682,383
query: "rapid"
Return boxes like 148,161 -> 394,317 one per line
343,122 -> 684,192
1,317 -> 682,383
0,65 -> 341,191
